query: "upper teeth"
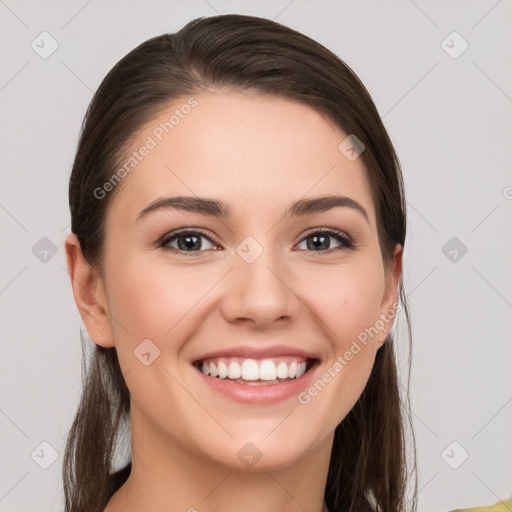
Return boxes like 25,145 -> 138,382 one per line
199,358 -> 308,380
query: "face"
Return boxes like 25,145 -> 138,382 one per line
71,90 -> 401,471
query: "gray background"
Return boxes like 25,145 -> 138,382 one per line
1,1 -> 511,511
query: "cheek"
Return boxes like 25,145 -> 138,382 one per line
106,257 -> 220,349
296,264 -> 384,426
300,261 -> 385,348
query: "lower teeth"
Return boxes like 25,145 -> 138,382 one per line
207,376 -> 296,385
232,377 -> 293,386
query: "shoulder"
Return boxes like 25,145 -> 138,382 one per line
448,497 -> 512,512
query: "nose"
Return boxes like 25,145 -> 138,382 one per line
220,250 -> 301,329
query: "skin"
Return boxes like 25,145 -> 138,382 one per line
65,90 -> 402,512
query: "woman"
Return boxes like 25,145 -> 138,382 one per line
63,14 -> 417,512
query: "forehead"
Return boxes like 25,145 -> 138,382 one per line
106,90 -> 375,226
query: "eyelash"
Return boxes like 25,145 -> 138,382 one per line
158,227 -> 356,256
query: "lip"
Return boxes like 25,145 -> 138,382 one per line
191,344 -> 320,364
192,359 -> 320,405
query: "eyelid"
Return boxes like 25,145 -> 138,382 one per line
299,226 -> 353,242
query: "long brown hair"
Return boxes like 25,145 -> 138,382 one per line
64,14 -> 417,512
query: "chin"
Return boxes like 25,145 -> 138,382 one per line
198,430 -> 319,473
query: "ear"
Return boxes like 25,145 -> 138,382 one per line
64,233 -> 115,348
378,243 -> 403,341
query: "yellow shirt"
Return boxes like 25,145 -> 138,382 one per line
449,497 -> 512,512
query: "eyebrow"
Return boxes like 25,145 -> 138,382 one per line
137,194 -> 370,224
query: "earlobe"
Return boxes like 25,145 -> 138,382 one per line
64,233 -> 115,348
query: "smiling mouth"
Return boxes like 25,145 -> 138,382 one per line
193,357 -> 318,386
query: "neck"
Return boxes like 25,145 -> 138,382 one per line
104,409 -> 333,512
